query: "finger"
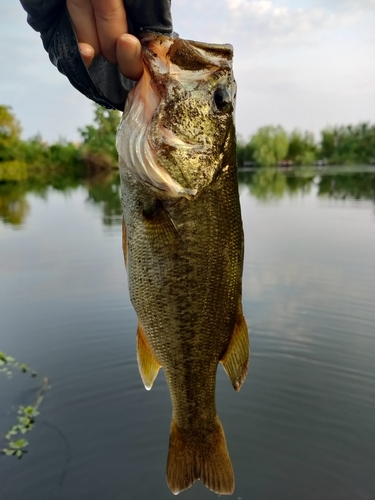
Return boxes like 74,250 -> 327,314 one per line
92,0 -> 128,64
78,43 -> 95,67
116,34 -> 143,81
67,0 -> 100,56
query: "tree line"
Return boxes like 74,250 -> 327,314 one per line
1,104 -> 374,184
0,104 -> 120,182
237,124 -> 375,167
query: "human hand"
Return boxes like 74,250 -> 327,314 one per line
67,0 -> 143,80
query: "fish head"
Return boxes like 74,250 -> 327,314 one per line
117,34 -> 236,199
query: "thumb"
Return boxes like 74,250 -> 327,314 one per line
79,42 -> 95,67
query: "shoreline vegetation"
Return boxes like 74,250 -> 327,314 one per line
2,103 -> 374,227
0,104 -> 120,184
237,124 -> 375,168
1,104 -> 375,185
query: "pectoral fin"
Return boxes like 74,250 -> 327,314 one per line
220,302 -> 249,391
142,198 -> 180,254
137,322 -> 161,390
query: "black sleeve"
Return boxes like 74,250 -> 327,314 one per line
19,0 -> 172,111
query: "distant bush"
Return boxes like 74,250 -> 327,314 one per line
320,123 -> 375,165
286,130 -> 317,166
237,122 -> 375,168
250,126 -> 289,167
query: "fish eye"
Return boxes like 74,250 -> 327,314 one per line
213,86 -> 232,112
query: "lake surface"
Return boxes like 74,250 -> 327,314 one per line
1,168 -> 375,500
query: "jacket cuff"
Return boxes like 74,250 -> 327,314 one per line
46,6 -> 134,111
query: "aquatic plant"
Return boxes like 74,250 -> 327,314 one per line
1,351 -> 49,458
0,351 -> 30,377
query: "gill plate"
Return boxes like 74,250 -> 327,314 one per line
117,84 -> 197,199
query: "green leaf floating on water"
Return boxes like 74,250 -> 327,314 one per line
18,406 -> 40,418
1,351 -> 49,459
8,439 -> 29,450
2,448 -> 16,456
0,351 -> 30,376
2,439 -> 29,459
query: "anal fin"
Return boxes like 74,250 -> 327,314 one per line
137,322 -> 161,390
220,300 -> 249,391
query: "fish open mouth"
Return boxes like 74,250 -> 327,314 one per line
117,34 -> 235,198
117,68 -> 198,198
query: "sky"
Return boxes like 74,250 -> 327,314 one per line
1,0 -> 374,143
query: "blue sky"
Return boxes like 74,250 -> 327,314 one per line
1,0 -> 374,143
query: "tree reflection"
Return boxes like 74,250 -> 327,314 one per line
0,183 -> 30,227
285,173 -> 315,196
1,167 -> 375,229
318,172 -> 375,201
238,167 -> 375,203
239,168 -> 287,200
85,173 -> 122,226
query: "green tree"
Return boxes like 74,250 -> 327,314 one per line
286,130 -> 317,166
320,128 -> 336,161
237,136 -> 256,167
79,104 -> 121,167
250,125 -> 288,167
0,105 -> 23,162
319,123 -> 375,164
18,134 -> 50,167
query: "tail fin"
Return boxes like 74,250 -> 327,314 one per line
166,417 -> 234,495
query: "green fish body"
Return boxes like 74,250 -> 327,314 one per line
117,34 -> 249,495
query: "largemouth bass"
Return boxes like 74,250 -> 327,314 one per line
116,33 -> 249,495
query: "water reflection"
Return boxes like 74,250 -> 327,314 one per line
85,173 -> 122,226
318,171 -> 375,200
0,164 -> 85,227
0,183 -> 30,227
1,167 -> 375,228
239,167 -> 375,202
1,165 -> 375,500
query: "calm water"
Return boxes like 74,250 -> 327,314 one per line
1,168 -> 375,499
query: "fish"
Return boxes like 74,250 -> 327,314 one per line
116,33 -> 249,495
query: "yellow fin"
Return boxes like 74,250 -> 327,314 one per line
166,416 -> 234,495
137,322 -> 161,390
220,302 -> 249,391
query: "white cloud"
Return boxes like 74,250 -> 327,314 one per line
223,0 -> 362,49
